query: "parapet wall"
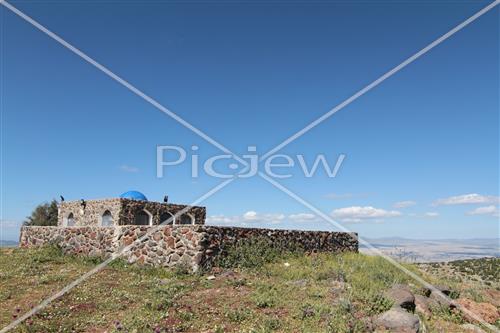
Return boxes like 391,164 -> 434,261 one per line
19,226 -> 358,271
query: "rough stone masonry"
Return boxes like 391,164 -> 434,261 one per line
20,195 -> 358,271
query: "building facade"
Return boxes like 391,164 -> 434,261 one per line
58,191 -> 206,227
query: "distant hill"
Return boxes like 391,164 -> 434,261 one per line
361,237 -> 499,262
0,240 -> 18,247
418,257 -> 499,287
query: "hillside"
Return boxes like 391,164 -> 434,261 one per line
0,246 -> 498,332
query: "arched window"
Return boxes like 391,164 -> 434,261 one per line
101,210 -> 113,226
66,213 -> 75,226
179,214 -> 194,225
160,212 -> 174,225
134,210 -> 152,226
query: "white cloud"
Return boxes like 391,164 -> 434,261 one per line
207,211 -> 324,227
288,213 -> 320,223
119,165 -> 140,173
243,211 -> 258,220
432,193 -> 499,206
207,211 -> 285,226
424,212 -> 439,217
244,211 -> 285,224
393,200 -> 417,208
205,214 -> 236,224
465,205 -> 499,217
331,206 -> 401,223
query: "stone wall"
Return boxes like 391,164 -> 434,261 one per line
199,226 -> 358,267
19,225 -> 358,272
58,199 -> 122,227
20,226 -> 119,256
20,225 -> 206,271
57,198 -> 206,227
122,226 -> 205,268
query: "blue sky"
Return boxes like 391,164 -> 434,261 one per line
1,0 -> 498,241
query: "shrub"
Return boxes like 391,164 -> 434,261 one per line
366,294 -> 393,315
215,237 -> 303,269
29,244 -> 64,264
224,307 -> 251,323
252,285 -> 278,308
261,317 -> 281,331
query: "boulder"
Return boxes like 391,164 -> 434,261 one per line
374,308 -> 420,333
433,285 -> 452,296
385,284 -> 416,311
414,295 -> 431,319
456,298 -> 500,324
423,284 -> 456,300
429,290 -> 454,309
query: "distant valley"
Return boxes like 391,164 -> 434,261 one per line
361,237 -> 499,262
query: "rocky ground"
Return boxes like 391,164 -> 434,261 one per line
0,246 -> 498,332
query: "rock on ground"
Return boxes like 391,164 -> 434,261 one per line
385,284 -> 416,311
414,295 -> 431,319
374,308 -> 420,333
433,285 -> 452,296
456,298 -> 500,324
429,290 -> 454,309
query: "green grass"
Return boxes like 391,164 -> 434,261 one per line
0,245 -> 496,332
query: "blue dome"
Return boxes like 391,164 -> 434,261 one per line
120,191 -> 148,201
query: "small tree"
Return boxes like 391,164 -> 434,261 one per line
24,200 -> 59,226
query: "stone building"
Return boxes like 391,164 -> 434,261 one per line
20,190 -> 358,271
58,191 -> 206,227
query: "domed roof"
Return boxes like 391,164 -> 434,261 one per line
120,190 -> 148,201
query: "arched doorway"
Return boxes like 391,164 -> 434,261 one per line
160,212 -> 175,225
101,210 -> 113,226
66,213 -> 75,226
134,210 -> 152,226
179,214 -> 194,225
